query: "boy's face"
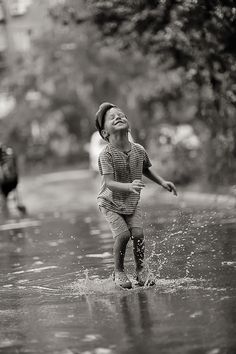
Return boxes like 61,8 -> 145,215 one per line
102,107 -> 129,139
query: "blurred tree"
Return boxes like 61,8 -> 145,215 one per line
1,1 -> 235,183
0,15 -> 148,170
48,0 -> 236,184
0,0 -> 15,76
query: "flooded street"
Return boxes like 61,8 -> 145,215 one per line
0,170 -> 235,354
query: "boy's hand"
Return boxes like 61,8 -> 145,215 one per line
162,181 -> 177,196
129,179 -> 145,195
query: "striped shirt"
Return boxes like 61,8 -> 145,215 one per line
97,142 -> 152,214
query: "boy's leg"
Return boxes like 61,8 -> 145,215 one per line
131,228 -> 154,286
113,231 -> 132,288
99,207 -> 132,288
113,230 -> 131,272
131,227 -> 145,271
126,207 -> 145,271
127,206 -> 152,285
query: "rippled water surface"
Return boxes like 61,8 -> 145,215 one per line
0,173 -> 235,354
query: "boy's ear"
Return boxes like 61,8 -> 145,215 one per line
101,129 -> 109,140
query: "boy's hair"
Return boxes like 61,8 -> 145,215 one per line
95,102 -> 116,139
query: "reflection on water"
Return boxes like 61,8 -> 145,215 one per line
0,203 -> 235,354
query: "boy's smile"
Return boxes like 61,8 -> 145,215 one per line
102,108 -> 129,138
114,118 -> 126,126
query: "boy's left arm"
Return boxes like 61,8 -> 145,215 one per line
143,167 -> 177,196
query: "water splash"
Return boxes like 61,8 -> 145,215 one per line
65,269 -> 207,296
144,208 -> 230,279
68,270 -> 117,295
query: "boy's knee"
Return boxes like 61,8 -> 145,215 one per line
131,227 -> 144,240
115,230 -> 131,242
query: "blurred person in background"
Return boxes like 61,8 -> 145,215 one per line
0,142 -> 26,216
89,131 -> 107,176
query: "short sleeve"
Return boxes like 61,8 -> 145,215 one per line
98,150 -> 114,175
142,147 -> 152,170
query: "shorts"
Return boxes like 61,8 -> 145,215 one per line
0,178 -> 18,197
99,206 -> 143,238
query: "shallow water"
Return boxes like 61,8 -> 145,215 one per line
0,175 -> 236,354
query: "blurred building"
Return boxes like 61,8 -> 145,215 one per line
0,0 -> 50,53
0,0 -> 51,119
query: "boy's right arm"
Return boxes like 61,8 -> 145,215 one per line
104,174 -> 145,195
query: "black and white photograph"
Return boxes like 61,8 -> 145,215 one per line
0,1 -> 235,353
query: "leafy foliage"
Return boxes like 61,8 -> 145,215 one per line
1,1 -> 236,182
50,0 -> 236,183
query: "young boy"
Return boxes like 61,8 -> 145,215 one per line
95,102 -> 177,289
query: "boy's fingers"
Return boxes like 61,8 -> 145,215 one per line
131,188 -> 140,194
165,184 -> 171,192
134,186 -> 144,191
130,180 -> 145,194
134,185 -> 145,189
169,184 -> 177,196
135,182 -> 145,187
172,188 -> 177,196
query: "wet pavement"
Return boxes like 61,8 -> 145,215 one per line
0,170 -> 236,354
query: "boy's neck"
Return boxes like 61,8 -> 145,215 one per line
109,131 -> 131,152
